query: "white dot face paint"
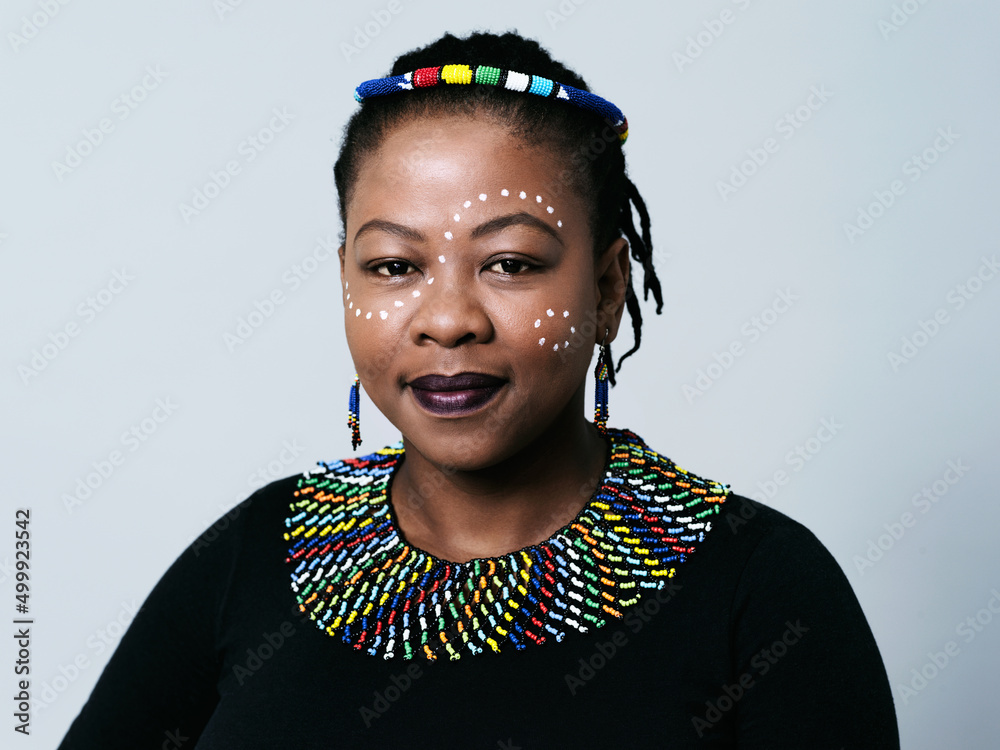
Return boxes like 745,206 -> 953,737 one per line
564,341 -> 569,348
536,195 -> 542,203
394,300 -> 403,307
349,301 -> 353,309
412,290 -> 420,297
438,255 -> 446,263
464,201 -> 472,208
546,309 -> 554,317
534,319 -> 541,328
519,191 -> 527,199
379,310 -> 388,320
553,343 -> 559,351
355,309 -> 361,317
563,310 -> 569,317
454,214 -> 460,222
479,193 -> 487,201
539,337 -> 545,345
427,277 -> 434,284
557,220 -> 563,228
570,326 -> 575,333
366,312 -> 372,319
501,189 -> 509,196
444,231 -> 453,240
547,206 -> 554,214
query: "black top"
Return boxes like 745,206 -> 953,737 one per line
59,445 -> 899,749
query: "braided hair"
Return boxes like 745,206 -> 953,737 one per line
333,31 -> 663,383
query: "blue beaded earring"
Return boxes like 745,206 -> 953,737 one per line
594,332 -> 609,434
348,373 -> 362,450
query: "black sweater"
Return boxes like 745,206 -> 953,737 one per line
59,453 -> 899,749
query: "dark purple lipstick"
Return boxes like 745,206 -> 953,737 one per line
407,372 -> 506,416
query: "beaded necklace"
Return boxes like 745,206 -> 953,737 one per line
284,427 -> 728,661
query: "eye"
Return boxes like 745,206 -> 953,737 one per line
488,258 -> 532,274
375,260 -> 412,276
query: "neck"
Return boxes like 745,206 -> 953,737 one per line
390,407 -> 610,564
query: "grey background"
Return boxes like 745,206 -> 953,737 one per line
2,0 -> 998,747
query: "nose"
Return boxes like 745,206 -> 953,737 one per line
408,274 -> 494,348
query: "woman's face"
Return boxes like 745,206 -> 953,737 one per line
339,114 -> 627,469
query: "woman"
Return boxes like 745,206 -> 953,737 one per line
60,31 -> 899,748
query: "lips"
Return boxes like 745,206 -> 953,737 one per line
407,372 -> 506,416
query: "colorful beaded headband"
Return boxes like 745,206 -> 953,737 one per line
354,63 -> 629,144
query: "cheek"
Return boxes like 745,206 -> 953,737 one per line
341,277 -> 414,380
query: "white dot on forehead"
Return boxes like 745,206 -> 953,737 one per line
454,213 -> 460,222
394,300 -> 403,307
444,231 -> 453,240
547,206 -> 554,214
546,309 -> 554,316
479,193 -> 487,201
379,310 -> 388,320
464,200 -> 472,208
519,191 -> 526,199
557,220 -> 563,227
562,310 -> 569,317
501,189 -> 509,196
539,337 -> 545,345
534,319 -> 541,328
536,195 -> 542,203
438,255 -> 446,263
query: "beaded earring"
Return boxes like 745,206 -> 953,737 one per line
594,332 -> 610,433
348,373 -> 362,450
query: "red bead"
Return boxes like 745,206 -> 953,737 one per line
413,67 -> 440,88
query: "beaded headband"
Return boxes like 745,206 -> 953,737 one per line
354,63 -> 629,144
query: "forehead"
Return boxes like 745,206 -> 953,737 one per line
348,115 -> 582,222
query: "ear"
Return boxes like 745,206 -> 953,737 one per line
594,236 -> 630,344
338,244 -> 347,286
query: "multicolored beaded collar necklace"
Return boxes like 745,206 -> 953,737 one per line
284,427 -> 728,661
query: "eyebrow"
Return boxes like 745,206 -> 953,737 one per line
469,212 -> 563,245
352,212 -> 562,246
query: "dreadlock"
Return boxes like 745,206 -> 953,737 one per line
333,31 -> 663,384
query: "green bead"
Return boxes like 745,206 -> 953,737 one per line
475,65 -> 501,85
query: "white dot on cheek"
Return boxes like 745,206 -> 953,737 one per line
534,319 -> 540,328
394,300 -> 403,307
546,309 -> 554,317
444,231 -> 453,240
570,326 -> 575,333
519,191 -> 526,199
553,343 -> 559,351
427,277 -> 434,284
380,310 -> 388,320
501,189 -> 509,196
454,214 -> 460,222
563,310 -> 569,317
355,309 -> 360,317
438,255 -> 446,263
349,301 -> 353,309
412,290 -> 420,297
479,193 -> 487,201
464,201 -> 471,208
366,312 -> 372,319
